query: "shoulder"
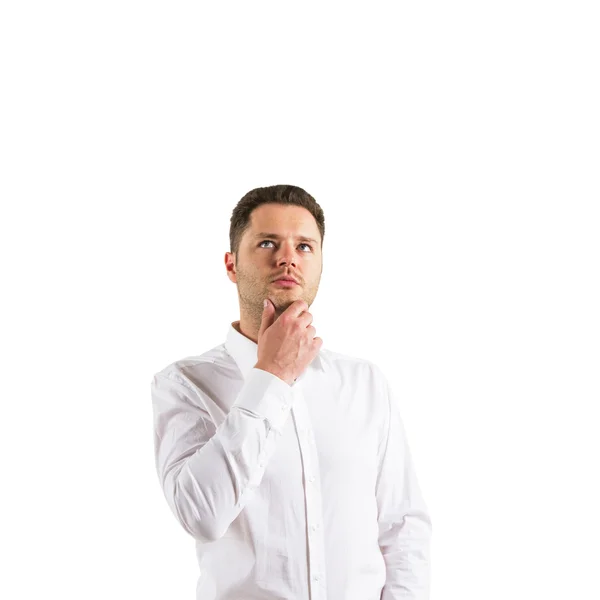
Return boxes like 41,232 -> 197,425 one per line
320,347 -> 387,387
321,346 -> 370,369
151,343 -> 237,393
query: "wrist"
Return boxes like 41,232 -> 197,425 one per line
254,362 -> 291,385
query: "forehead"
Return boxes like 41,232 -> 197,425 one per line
247,203 -> 320,240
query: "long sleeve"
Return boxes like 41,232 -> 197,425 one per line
374,368 -> 432,600
151,366 -> 294,543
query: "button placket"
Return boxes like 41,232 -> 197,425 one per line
291,382 -> 327,599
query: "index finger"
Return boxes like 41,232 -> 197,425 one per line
283,299 -> 308,318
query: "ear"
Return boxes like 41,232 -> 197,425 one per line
225,252 -> 237,283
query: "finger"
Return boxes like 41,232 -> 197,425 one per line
258,298 -> 275,338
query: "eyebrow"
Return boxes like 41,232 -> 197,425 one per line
253,232 -> 319,246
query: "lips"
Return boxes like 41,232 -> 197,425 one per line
274,276 -> 299,283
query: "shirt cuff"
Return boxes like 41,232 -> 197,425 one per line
232,367 -> 296,432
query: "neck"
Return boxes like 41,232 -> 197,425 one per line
234,305 -> 284,344
233,318 -> 260,344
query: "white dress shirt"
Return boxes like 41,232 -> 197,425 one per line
151,322 -> 432,600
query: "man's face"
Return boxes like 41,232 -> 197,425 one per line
225,203 -> 323,318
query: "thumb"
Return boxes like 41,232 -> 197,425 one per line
258,298 -> 275,338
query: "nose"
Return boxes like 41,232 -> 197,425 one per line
275,240 -> 297,268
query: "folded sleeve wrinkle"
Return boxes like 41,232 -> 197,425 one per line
374,367 -> 433,600
151,366 -> 295,543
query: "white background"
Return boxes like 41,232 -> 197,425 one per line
1,2 -> 598,599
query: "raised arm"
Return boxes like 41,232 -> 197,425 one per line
151,367 -> 294,542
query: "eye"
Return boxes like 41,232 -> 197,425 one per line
259,240 -> 312,252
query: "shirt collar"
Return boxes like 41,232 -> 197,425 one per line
225,321 -> 328,381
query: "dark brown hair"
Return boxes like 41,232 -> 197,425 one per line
229,184 -> 325,256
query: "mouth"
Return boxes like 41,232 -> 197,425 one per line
272,279 -> 298,287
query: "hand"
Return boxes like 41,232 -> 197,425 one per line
254,298 -> 323,385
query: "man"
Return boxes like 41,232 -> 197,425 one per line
151,184 -> 432,599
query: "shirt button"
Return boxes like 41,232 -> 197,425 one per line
313,574 -> 320,582
281,404 -> 288,411
308,475 -> 315,482
311,523 -> 319,531
259,462 -> 265,468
